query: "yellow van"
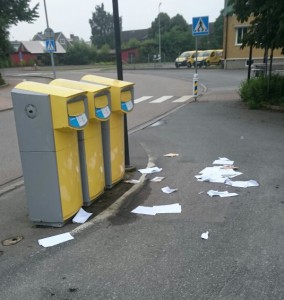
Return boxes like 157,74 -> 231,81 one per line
175,51 -> 194,68
193,50 -> 211,67
205,49 -> 223,66
187,51 -> 198,68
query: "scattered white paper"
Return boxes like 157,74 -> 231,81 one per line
72,208 -> 93,224
207,190 -> 238,198
225,179 -> 259,188
138,167 -> 162,174
196,168 -> 242,184
163,153 -> 179,157
201,231 -> 209,240
161,186 -> 178,194
213,157 -> 234,165
199,166 -> 242,179
131,204 -> 181,215
153,203 -> 181,214
195,174 -> 227,183
221,165 -> 238,170
131,206 -> 156,215
38,232 -> 74,248
150,177 -> 165,182
124,179 -> 140,184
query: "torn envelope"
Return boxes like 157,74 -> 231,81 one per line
163,153 -> 179,157
38,232 -> 74,248
213,157 -> 234,165
131,206 -> 156,215
201,231 -> 209,240
72,208 -> 93,224
138,167 -> 163,174
153,203 -> 181,214
197,166 -> 242,181
161,186 -> 178,194
225,179 -> 259,188
131,204 -> 181,215
207,190 -> 238,198
150,177 -> 165,182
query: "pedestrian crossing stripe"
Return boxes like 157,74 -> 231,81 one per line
172,95 -> 194,102
134,96 -> 153,104
134,95 -> 194,104
150,96 -> 173,103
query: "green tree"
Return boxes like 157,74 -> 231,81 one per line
89,3 -> 121,49
139,39 -> 157,62
163,27 -> 194,60
148,12 -> 171,39
0,0 -> 38,62
64,41 -> 97,65
212,11 -> 224,49
122,38 -> 141,50
170,14 -> 188,31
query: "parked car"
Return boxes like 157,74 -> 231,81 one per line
205,49 -> 223,66
193,50 -> 211,67
187,51 -> 198,68
175,51 -> 194,68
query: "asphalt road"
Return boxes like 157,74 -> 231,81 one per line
0,98 -> 283,299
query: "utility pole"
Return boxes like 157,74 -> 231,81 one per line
112,0 -> 133,170
43,0 -> 56,78
158,2 -> 162,62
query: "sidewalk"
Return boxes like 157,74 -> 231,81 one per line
0,76 -> 52,111
0,94 -> 283,299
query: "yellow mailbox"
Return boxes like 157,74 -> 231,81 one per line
81,75 -> 134,189
11,81 -> 88,227
50,79 -> 111,206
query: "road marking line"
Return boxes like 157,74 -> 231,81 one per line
150,96 -> 174,103
134,96 -> 153,104
173,95 -> 194,103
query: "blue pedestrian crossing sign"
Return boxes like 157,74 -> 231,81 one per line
45,39 -> 56,52
192,16 -> 209,36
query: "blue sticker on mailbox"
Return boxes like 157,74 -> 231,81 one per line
95,106 -> 111,119
121,100 -> 133,112
69,113 -> 88,128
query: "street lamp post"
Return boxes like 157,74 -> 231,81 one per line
158,2 -> 161,62
43,0 -> 56,78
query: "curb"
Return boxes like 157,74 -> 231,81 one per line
71,152 -> 155,235
0,83 -> 9,89
263,104 -> 284,112
0,179 -> 24,197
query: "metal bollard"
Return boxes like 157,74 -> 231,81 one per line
193,73 -> 198,100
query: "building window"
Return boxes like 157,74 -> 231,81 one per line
60,38 -> 65,45
235,27 -> 248,45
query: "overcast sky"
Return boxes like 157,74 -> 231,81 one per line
9,0 -> 225,41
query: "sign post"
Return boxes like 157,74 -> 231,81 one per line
44,27 -> 56,78
192,16 -> 209,100
43,0 -> 56,78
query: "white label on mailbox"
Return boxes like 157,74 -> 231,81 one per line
101,106 -> 111,118
125,101 -> 133,111
76,113 -> 88,127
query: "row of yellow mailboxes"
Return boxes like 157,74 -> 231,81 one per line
11,75 -> 134,227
